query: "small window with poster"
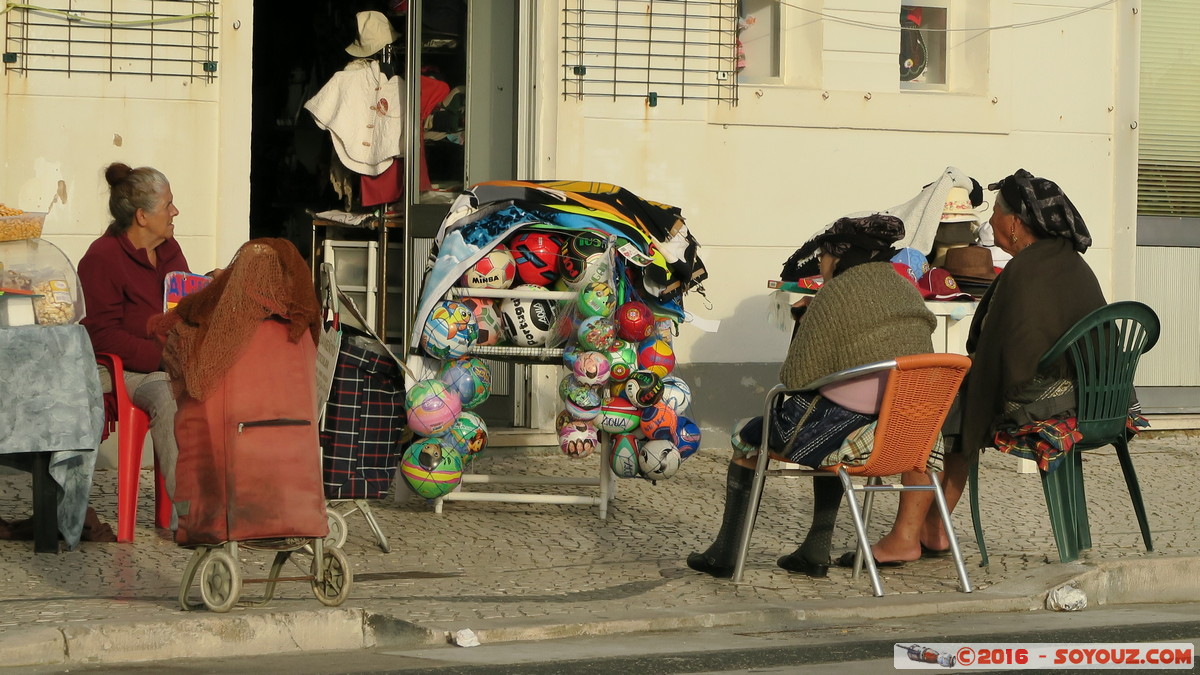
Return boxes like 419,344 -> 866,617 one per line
900,4 -> 948,89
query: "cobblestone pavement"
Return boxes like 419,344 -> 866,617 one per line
0,433 -> 1196,651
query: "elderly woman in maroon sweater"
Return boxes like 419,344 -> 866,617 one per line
78,163 -> 190,511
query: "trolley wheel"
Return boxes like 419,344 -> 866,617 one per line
311,545 -> 352,607
325,507 -> 348,550
199,550 -> 242,613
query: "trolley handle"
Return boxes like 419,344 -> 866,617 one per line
237,418 -> 312,434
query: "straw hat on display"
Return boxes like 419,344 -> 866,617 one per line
931,186 -> 981,266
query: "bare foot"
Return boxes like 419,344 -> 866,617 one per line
920,518 -> 951,552
869,532 -> 921,564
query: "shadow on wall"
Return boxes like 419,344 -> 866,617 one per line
675,292 -> 793,453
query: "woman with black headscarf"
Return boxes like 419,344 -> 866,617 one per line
865,169 -> 1107,565
687,214 -> 937,579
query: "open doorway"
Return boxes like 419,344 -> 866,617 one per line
249,1 -> 527,431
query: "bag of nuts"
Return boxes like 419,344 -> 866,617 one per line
32,277 -> 78,325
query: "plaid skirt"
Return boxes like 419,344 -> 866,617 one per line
731,392 -> 874,467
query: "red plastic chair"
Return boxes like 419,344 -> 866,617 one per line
95,353 -> 173,542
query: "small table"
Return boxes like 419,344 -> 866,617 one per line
0,324 -> 104,552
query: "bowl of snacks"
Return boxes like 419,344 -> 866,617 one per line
0,205 -> 46,242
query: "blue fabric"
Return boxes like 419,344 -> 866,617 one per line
0,324 -> 103,549
733,392 -> 874,467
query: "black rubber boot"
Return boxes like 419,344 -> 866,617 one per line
687,462 -> 759,578
777,475 -> 844,578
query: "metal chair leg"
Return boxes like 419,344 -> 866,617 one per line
731,447 -> 772,583
839,468 -> 883,597
931,472 -> 972,593
732,385 -> 788,583
852,476 -> 883,578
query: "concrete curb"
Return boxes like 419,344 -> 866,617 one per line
1071,556 -> 1200,605
0,608 -> 371,668
4,556 -> 1197,667
392,557 -> 1200,647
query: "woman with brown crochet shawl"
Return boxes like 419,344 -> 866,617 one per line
154,238 -> 321,401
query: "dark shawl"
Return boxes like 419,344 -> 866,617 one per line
782,213 -> 904,280
959,237 -> 1106,455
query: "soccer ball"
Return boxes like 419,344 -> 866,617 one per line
660,376 -> 692,414
406,379 -> 462,437
559,372 -> 586,402
624,369 -> 663,408
610,434 -> 640,478
639,399 -> 679,440
442,411 -> 488,465
564,390 -> 602,420
554,409 -> 575,434
615,301 -> 655,343
500,285 -> 557,346
606,339 -> 638,382
559,232 -> 610,289
637,337 -> 675,378
577,315 -> 616,352
509,231 -> 564,286
559,419 -> 598,459
400,438 -> 464,499
458,296 -> 504,346
638,438 -> 682,480
578,281 -> 616,318
438,357 -> 491,410
573,350 -> 611,386
675,416 -> 701,460
595,396 -> 640,434
421,300 -> 477,360
460,245 -> 517,289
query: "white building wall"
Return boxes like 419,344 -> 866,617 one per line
0,1 -> 254,273
537,0 -> 1136,367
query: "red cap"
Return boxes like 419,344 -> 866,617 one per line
918,268 -> 974,301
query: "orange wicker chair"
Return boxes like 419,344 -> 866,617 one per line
730,353 -> 972,596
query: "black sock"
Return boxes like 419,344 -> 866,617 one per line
794,475 -> 844,564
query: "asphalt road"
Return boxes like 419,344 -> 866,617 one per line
21,603 -> 1198,674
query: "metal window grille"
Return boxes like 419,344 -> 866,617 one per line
3,1 -> 219,81
563,0 -> 739,105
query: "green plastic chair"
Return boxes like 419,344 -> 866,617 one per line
970,301 -> 1160,565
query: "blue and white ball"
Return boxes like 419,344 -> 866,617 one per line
675,416 -> 701,460
660,376 -> 692,414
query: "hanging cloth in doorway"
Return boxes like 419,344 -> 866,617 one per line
304,59 -> 406,177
